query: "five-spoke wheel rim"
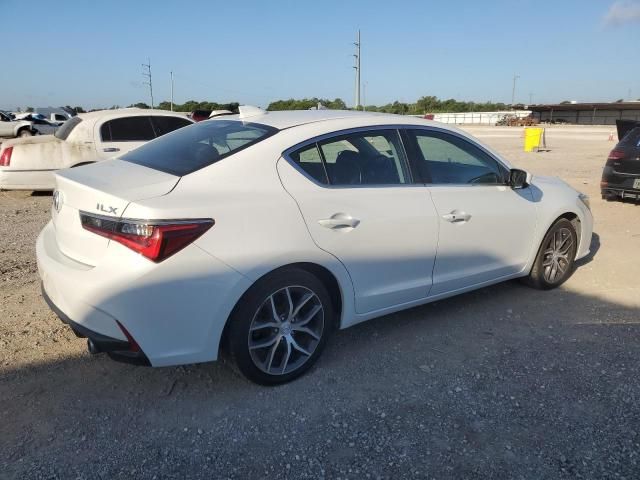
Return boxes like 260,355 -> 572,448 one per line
542,227 -> 574,283
248,286 -> 324,375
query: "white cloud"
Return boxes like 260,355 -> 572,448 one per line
604,1 -> 640,26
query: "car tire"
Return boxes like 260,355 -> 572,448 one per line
226,268 -> 334,385
524,218 -> 578,290
18,129 -> 32,138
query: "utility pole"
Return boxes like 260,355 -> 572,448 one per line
142,58 -> 154,109
511,74 -> 520,108
529,92 -> 534,105
353,30 -> 361,110
363,81 -> 368,111
170,71 -> 174,111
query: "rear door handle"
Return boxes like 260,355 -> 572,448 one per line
103,147 -> 120,153
442,211 -> 471,223
318,213 -> 360,230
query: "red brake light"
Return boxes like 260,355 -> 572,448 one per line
0,146 -> 13,166
80,213 -> 214,262
607,149 -> 626,161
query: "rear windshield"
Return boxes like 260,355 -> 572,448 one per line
620,127 -> 640,147
55,116 -> 82,140
121,119 -> 277,176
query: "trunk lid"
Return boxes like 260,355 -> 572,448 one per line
53,159 -> 179,265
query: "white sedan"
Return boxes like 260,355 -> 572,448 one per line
37,107 -> 593,384
0,109 -> 193,191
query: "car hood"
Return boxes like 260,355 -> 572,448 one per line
530,174 -> 578,193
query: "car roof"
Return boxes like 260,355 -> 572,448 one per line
215,109 -> 441,131
77,108 -> 191,122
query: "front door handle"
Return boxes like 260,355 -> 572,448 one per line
318,213 -> 360,230
103,147 -> 120,153
442,210 -> 471,223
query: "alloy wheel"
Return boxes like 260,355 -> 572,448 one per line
542,227 -> 574,283
248,286 -> 324,375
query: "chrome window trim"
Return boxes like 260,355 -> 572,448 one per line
282,124 -> 513,189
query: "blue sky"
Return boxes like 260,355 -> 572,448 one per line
2,0 -> 639,109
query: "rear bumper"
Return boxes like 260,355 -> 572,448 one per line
601,168 -> 640,199
36,220 -> 251,367
41,283 -> 150,365
0,168 -> 56,190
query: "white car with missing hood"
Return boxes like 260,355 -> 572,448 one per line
0,108 -> 193,191
37,106 -> 593,385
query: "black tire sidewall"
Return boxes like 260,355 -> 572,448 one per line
227,268 -> 334,385
529,218 -> 578,289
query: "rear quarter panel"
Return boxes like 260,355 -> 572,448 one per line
9,139 -> 98,170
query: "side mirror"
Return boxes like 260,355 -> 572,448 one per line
509,169 -> 531,189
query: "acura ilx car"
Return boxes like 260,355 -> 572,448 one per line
37,106 -> 593,384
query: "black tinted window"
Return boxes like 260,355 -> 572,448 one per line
55,116 -> 82,140
620,127 -> 640,147
410,130 -> 505,185
101,116 -> 155,142
122,119 -> 277,176
289,144 -> 328,184
152,116 -> 192,136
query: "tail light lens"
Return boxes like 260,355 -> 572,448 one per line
79,212 -> 214,262
0,146 -> 13,166
606,149 -> 626,165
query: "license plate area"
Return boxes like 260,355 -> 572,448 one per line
634,178 -> 640,190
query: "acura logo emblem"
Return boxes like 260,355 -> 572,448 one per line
53,190 -> 63,212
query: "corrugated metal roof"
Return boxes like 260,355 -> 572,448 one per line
529,102 -> 640,111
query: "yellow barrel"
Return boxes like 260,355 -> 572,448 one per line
524,127 -> 544,152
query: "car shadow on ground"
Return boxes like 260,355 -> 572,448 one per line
2,231 -> 639,478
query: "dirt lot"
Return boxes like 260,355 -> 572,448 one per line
1,125 -> 639,479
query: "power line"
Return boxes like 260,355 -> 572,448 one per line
142,58 -> 154,108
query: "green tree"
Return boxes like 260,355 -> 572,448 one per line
25,107 -> 34,112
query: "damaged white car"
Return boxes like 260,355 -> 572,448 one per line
0,109 -> 193,191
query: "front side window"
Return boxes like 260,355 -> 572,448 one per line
101,116 -> 156,142
54,114 -> 67,121
122,119 -> 277,176
289,129 -> 409,186
410,130 -> 506,185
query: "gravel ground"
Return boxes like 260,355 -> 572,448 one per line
1,125 -> 639,479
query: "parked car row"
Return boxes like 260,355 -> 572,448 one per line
0,108 -> 193,190
0,109 -> 36,138
34,106 -> 593,385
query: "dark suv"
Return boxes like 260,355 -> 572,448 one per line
601,120 -> 640,201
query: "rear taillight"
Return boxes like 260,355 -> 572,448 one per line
607,149 -> 626,164
79,212 -> 214,262
0,146 -> 13,166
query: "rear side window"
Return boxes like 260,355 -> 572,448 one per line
54,114 -> 67,121
151,116 -> 192,136
101,116 -> 156,142
288,130 -> 409,186
289,144 -> 328,184
121,119 -> 277,176
55,116 -> 82,140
